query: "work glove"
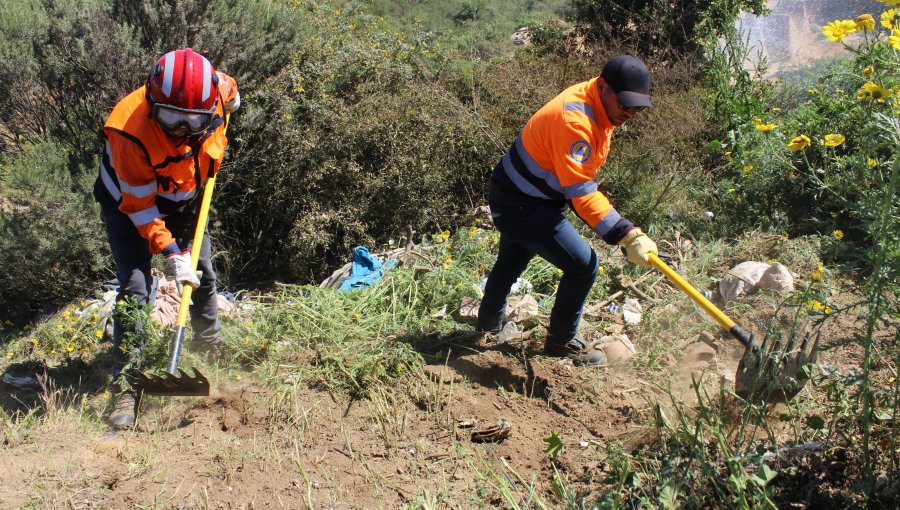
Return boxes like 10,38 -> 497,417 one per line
619,228 -> 658,267
166,251 -> 201,293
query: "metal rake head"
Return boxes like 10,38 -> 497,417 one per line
734,325 -> 821,403
125,367 -> 210,396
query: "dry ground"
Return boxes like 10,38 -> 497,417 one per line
0,280 -> 883,509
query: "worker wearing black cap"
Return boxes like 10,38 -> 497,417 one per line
477,55 -> 657,366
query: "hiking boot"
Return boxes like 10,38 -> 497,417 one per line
544,335 -> 607,366
108,392 -> 138,430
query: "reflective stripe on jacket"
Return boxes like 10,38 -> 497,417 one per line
96,73 -> 238,255
489,78 -> 634,245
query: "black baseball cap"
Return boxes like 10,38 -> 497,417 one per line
600,55 -> 652,109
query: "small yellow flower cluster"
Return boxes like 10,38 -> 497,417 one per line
811,262 -> 824,282
752,118 -> 776,133
833,230 -> 844,240
808,300 -> 833,314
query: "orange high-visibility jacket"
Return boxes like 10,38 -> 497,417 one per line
489,77 -> 634,244
96,72 -> 239,255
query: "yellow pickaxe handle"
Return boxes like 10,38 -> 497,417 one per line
166,114 -> 228,374
648,252 -> 753,347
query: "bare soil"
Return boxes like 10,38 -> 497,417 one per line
0,283 -> 889,509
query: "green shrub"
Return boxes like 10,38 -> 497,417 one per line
0,140 -> 109,325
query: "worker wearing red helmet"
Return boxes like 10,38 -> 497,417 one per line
477,55 -> 658,366
94,48 -> 240,428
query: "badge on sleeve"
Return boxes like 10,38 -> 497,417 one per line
568,140 -> 592,164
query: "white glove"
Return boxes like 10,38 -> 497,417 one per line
619,228 -> 658,267
166,251 -> 201,292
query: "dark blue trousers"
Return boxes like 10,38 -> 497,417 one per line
101,204 -> 221,378
477,202 -> 599,346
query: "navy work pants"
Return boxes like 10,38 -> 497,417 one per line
477,202 -> 599,346
101,204 -> 221,378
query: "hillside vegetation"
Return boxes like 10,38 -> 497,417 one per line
0,0 -> 898,508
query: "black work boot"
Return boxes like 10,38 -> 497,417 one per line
544,335 -> 607,366
108,392 -> 138,430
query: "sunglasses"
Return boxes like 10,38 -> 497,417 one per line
153,103 -> 216,137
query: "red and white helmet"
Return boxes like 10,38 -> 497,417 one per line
147,48 -> 219,137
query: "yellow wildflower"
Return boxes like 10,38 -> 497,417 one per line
66,343 -> 75,353
117,299 -> 125,306
771,107 -> 782,112
755,123 -> 777,133
724,151 -> 732,158
817,263 -> 824,272
50,350 -> 57,356
752,117 -> 763,125
743,165 -> 753,174
822,20 -> 857,42
79,300 -> 86,308
442,230 -> 450,239
863,66 -> 875,78
467,226 -> 477,238
353,312 -> 361,322
856,13 -> 876,30
63,310 -> 71,319
867,157 -> 878,167
858,82 -> 892,102
243,336 -> 250,345
727,188 -> 737,193
787,135 -> 812,151
246,321 -> 254,328
811,270 -> 822,282
891,29 -> 900,50
882,9 -> 898,30
833,230 -> 844,240
598,266 -> 604,275
836,89 -> 844,94
5,352 -> 12,360
822,133 -> 846,147
95,330 -> 103,338
260,341 -> 268,350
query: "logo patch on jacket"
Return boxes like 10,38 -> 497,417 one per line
568,140 -> 592,163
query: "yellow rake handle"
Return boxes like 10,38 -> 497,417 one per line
648,252 -> 752,347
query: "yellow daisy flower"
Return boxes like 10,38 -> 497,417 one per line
787,135 -> 812,151
867,157 -> 878,167
882,9 -> 898,30
822,133 -> 846,147
858,82 -> 893,102
743,165 -> 753,174
833,230 -> 844,240
856,13 -> 875,30
822,20 -> 857,42
891,29 -> 900,50
755,123 -> 777,133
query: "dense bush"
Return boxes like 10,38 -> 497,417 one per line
0,141 -> 109,324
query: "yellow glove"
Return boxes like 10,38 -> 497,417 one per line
619,228 -> 658,267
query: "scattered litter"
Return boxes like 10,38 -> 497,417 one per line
1,372 -> 41,390
504,294 -> 538,326
457,297 -> 479,325
720,261 -> 794,304
151,271 -> 237,328
432,304 -> 448,319
497,321 -> 522,342
622,298 -> 642,325
338,246 -> 398,292
604,302 -> 620,314
596,334 -> 637,364
457,419 -> 478,428
478,277 -> 532,296
471,418 -> 511,443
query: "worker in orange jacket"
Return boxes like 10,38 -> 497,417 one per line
93,48 -> 240,428
478,55 -> 658,365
